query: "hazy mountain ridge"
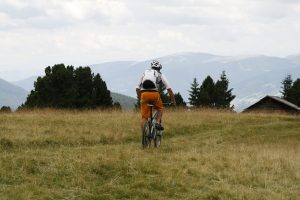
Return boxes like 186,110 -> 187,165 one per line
2,52 -> 300,111
12,76 -> 37,92
89,53 -> 300,111
286,54 -> 300,64
111,92 -> 136,109
0,78 -> 28,109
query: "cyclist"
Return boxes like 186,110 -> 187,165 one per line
136,60 -> 176,131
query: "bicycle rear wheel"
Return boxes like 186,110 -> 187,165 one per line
142,122 -> 151,148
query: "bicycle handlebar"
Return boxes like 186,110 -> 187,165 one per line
147,102 -> 175,107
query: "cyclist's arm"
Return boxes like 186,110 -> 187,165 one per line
167,88 -> 176,106
136,88 -> 141,100
136,76 -> 143,100
161,74 -> 176,105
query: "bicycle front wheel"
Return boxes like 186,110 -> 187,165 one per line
154,131 -> 162,148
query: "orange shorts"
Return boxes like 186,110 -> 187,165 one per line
140,91 -> 163,119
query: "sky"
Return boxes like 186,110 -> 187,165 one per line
1,0 -> 300,81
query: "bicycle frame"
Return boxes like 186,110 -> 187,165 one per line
142,104 -> 161,148
149,105 -> 159,137
149,105 -> 158,125
142,102 -> 170,148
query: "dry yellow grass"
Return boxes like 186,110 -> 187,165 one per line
0,109 -> 299,199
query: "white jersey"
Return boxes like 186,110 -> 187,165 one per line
137,69 -> 171,92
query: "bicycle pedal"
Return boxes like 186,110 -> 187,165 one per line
155,123 -> 164,130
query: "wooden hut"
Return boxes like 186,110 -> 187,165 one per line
243,95 -> 300,114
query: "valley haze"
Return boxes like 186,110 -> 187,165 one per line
1,52 -> 300,111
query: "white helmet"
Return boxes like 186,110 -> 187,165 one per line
151,60 -> 162,70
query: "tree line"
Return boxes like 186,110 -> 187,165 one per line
20,64 -> 236,110
153,71 -> 235,109
188,71 -> 236,109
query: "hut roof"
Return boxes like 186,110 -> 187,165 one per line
244,95 -> 300,112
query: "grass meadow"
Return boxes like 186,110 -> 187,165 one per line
0,109 -> 299,199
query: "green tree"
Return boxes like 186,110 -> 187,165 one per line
160,91 -> 186,107
113,102 -> 122,110
174,92 -> 186,107
92,74 -> 113,107
281,74 -> 293,101
0,106 -> 12,113
25,64 -> 76,108
52,65 -> 76,108
23,64 -> 113,109
288,78 -> 300,106
198,76 -> 215,107
214,71 -> 235,109
74,67 -> 93,108
188,78 -> 200,107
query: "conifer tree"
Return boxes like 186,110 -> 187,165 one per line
281,74 -> 293,101
188,78 -> 200,106
214,71 -> 235,108
74,67 -> 93,108
174,92 -> 186,107
198,76 -> 215,107
160,91 -> 186,107
188,73 -> 235,109
92,74 -> 113,107
288,78 -> 300,106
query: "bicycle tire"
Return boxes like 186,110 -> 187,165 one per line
142,122 -> 151,148
154,131 -> 162,148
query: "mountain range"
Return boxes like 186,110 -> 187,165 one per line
1,52 -> 300,111
89,53 -> 300,111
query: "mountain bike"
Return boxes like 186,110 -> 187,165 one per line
142,103 -> 171,148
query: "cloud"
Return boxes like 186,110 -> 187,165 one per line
125,0 -> 300,28
45,0 -> 131,24
0,0 -> 132,30
0,1 -> 45,19
1,0 -> 300,80
1,0 -> 299,28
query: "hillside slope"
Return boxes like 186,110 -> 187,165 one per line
111,92 -> 136,109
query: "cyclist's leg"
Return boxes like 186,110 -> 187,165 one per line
154,93 -> 163,122
153,93 -> 164,130
141,118 -> 147,131
156,111 -> 162,123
